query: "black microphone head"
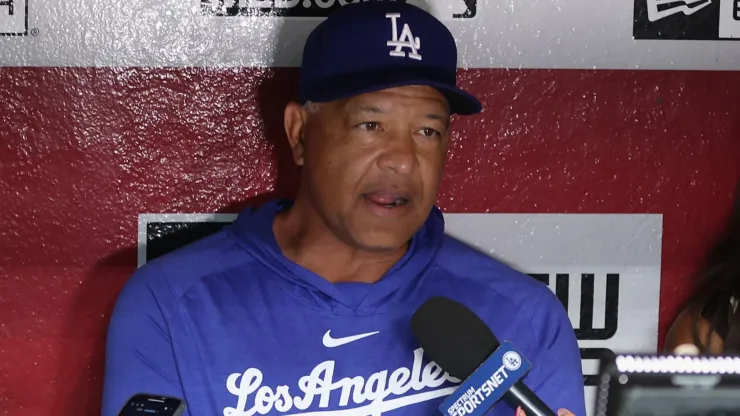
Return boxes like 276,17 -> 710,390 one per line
410,296 -> 500,379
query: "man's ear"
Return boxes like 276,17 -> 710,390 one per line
284,101 -> 309,166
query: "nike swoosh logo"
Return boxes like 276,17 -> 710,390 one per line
322,330 -> 379,348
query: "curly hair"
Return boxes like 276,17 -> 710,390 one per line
688,177 -> 740,352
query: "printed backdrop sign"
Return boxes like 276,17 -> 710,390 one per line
2,0 -> 740,68
634,0 -> 740,40
137,213 -> 664,416
0,0 -> 27,36
200,0 -> 475,18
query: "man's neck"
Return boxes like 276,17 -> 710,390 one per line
272,200 -> 408,284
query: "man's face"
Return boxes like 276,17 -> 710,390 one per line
285,85 -> 451,252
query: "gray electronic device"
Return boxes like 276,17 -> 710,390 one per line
116,393 -> 186,416
595,352 -> 740,416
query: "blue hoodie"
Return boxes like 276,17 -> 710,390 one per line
102,200 -> 585,416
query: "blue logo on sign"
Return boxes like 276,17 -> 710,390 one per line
438,341 -> 532,416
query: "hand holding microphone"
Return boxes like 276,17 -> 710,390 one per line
411,296 -> 571,416
516,407 -> 576,416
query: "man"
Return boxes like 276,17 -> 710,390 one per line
102,2 -> 585,415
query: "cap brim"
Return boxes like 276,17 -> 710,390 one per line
425,82 -> 482,115
299,69 -> 482,115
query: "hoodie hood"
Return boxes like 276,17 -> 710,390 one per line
229,199 -> 445,315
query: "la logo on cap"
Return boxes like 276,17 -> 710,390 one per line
386,13 -> 422,61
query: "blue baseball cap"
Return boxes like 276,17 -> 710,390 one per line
298,1 -> 482,115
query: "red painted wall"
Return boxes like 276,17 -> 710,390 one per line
0,67 -> 738,415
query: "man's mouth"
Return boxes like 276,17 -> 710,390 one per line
363,192 -> 410,209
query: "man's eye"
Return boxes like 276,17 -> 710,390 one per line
418,128 -> 440,137
357,122 -> 381,130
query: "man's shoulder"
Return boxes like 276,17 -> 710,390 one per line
435,234 -> 550,303
124,227 -> 252,300
433,235 -> 577,376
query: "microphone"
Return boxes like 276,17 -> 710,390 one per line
411,296 -> 557,416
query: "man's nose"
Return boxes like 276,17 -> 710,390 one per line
377,133 -> 416,175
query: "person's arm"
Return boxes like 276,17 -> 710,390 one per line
663,307 -> 724,354
521,286 -> 586,416
102,264 -> 186,416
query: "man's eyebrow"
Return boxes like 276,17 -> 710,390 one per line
425,113 -> 451,127
346,104 -> 450,125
